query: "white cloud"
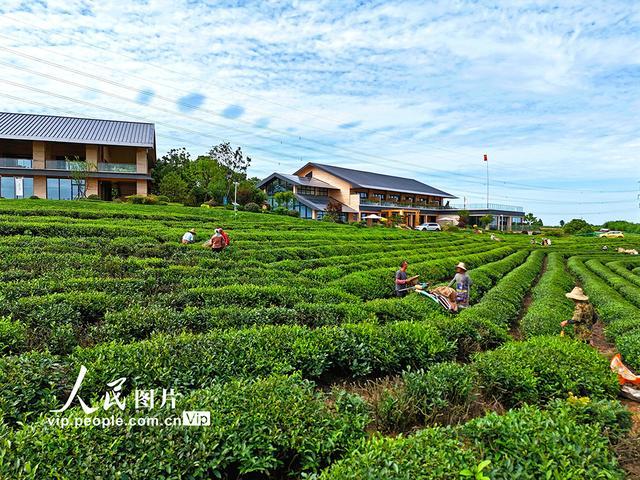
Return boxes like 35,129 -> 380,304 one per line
0,0 -> 638,224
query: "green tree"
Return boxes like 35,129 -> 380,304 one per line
274,191 -> 295,208
457,209 -> 470,228
151,148 -> 191,194
480,214 -> 494,228
68,155 -> 96,199
524,212 -> 543,228
322,199 -> 343,223
237,178 -> 267,206
184,156 -> 227,202
209,143 -> 252,204
563,218 -> 593,234
159,171 -> 188,202
559,219 -> 565,227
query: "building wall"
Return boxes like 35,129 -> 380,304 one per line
86,178 -> 99,197
33,176 -> 46,198
136,179 -> 148,196
136,148 -> 148,174
32,141 -> 45,169
86,145 -> 99,170
295,165 -> 360,211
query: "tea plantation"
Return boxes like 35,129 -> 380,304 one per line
0,200 -> 639,478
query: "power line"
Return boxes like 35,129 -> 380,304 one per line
0,23 -> 634,194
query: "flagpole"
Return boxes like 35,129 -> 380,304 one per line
484,154 -> 489,209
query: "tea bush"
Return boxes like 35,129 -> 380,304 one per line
473,336 -> 618,408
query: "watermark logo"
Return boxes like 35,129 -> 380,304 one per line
48,365 -> 208,428
182,411 -> 211,426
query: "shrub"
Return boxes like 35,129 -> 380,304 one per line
0,322 -> 454,423
321,399 -> 627,479
272,206 -> 289,215
402,362 -> 475,422
86,194 -> 101,200
29,195 -> 40,200
617,331 -> 640,372
286,209 -> 300,217
563,218 -> 593,234
473,336 -> 618,408
0,316 -> 27,355
1,375 -> 370,479
244,202 -> 260,212
520,252 -> 575,338
126,194 -> 159,205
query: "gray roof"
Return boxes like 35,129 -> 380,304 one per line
257,172 -> 338,190
295,194 -> 359,213
297,162 -> 456,198
0,112 -> 155,148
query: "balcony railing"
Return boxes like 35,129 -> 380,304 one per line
360,199 -> 446,209
0,157 -> 32,168
360,199 -> 523,213
97,162 -> 137,173
46,160 -> 87,170
451,203 -> 524,213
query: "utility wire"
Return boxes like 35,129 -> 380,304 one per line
0,23 -> 632,193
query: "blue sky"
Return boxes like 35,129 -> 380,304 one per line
0,0 -> 639,224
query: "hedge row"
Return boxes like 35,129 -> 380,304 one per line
0,321 -> 455,425
0,374 -> 369,479
473,336 -> 619,408
606,259 -> 640,288
319,397 -> 629,479
520,252 -> 575,338
333,245 -> 516,300
585,259 -> 640,308
568,256 -> 640,371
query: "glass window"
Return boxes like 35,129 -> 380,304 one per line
59,179 -> 72,200
1,176 -> 15,199
47,178 -> 60,200
46,178 -> 85,200
72,179 -> 86,199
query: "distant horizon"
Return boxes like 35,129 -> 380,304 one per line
0,1 -> 638,224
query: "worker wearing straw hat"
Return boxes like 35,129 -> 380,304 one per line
448,262 -> 473,309
560,287 -> 597,342
181,228 -> 197,244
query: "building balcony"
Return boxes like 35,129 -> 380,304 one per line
360,199 -> 524,214
43,160 -> 138,174
46,159 -> 87,170
451,203 -> 524,213
0,157 -> 32,168
360,199 -> 445,209
97,162 -> 137,173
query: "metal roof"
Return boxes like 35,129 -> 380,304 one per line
295,194 -> 359,213
0,112 -> 155,148
296,162 -> 457,198
257,172 -> 338,190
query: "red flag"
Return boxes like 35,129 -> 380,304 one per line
483,154 -> 488,162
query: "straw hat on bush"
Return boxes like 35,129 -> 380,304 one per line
189,228 -> 196,234
566,287 -> 588,302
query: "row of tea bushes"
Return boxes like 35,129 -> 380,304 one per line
569,256 -> 640,371
585,259 -> 640,308
520,252 -> 575,338
333,245 -> 516,300
0,374 -> 369,479
318,397 -> 630,480
605,259 -> 640,287
0,321 -> 455,425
